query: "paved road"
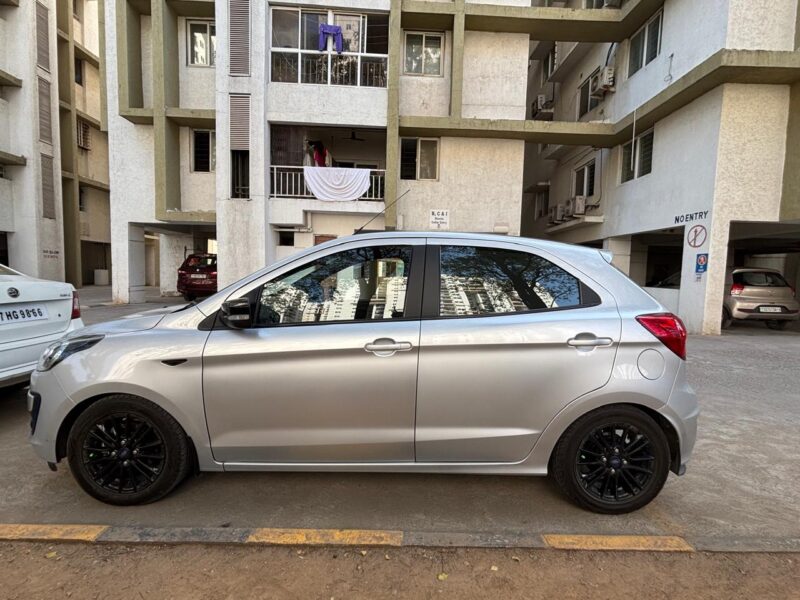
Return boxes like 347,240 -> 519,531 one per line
1,301 -> 798,550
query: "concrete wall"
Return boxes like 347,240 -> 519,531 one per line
73,62 -> 102,118
158,232 -> 194,295
396,137 -> 525,235
178,17 -> 215,110
179,127 -> 216,213
76,124 -> 110,184
79,187 -> 111,243
267,85 -> 388,127
141,15 -> 152,109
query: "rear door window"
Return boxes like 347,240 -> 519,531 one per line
733,271 -> 789,287
438,245 -> 589,317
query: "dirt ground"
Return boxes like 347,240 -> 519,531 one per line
1,543 -> 798,600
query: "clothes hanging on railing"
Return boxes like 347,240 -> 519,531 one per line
303,167 -> 371,201
319,24 -> 343,53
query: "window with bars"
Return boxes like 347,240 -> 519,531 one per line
77,119 -> 91,150
578,69 -> 600,118
188,21 -> 216,67
404,32 -> 443,77
400,138 -> 439,181
628,11 -> 662,78
231,150 -> 250,198
192,130 -> 216,172
621,129 -> 654,183
574,161 -> 596,197
270,8 -> 388,88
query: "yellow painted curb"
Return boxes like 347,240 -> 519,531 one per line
543,534 -> 694,552
246,528 -> 404,547
0,524 -> 108,543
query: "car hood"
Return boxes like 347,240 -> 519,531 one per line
69,305 -> 187,338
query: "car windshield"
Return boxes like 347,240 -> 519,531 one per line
183,256 -> 216,268
733,271 -> 789,288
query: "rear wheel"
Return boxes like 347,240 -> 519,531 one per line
183,293 -> 195,302
67,395 -> 191,505
551,406 -> 671,514
766,320 -> 789,331
721,307 -> 733,329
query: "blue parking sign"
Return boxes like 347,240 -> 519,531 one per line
696,253 -> 708,274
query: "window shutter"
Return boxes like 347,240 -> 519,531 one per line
77,119 -> 91,150
229,0 -> 251,76
38,77 -> 52,144
36,2 -> 50,70
229,94 -> 250,150
41,155 -> 56,220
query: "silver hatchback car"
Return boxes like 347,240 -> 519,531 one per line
29,233 -> 698,514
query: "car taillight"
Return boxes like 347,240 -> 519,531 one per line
730,283 -> 744,296
71,291 -> 81,320
636,313 -> 687,360
178,270 -> 186,275
211,271 -> 217,276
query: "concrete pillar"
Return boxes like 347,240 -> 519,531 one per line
629,238 -> 648,286
125,224 -> 147,303
158,232 -> 194,296
603,236 -> 633,275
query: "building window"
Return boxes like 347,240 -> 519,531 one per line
534,191 -> 548,220
400,138 -> 438,181
188,21 -> 216,66
73,0 -> 81,21
270,8 -> 388,87
0,166 -> 6,180
278,231 -> 295,247
574,160 -> 596,197
76,119 -> 91,150
541,47 -> 557,86
74,58 -> 83,85
628,11 -> 662,78
578,69 -> 600,117
78,187 -> 87,212
621,129 -> 654,183
192,130 -> 216,172
231,150 -> 249,198
439,246 -> 583,317
404,32 -> 443,76
584,0 -> 605,7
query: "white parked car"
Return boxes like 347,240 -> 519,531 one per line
0,264 -> 84,387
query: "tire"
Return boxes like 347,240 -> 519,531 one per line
67,395 -> 191,505
551,405 -> 671,515
765,320 -> 789,331
183,293 -> 195,302
721,307 -> 733,329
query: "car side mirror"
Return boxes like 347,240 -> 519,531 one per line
220,298 -> 253,329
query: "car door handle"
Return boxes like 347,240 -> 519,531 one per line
567,336 -> 614,348
364,339 -> 413,356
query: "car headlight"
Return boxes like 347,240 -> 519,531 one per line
37,335 -> 104,372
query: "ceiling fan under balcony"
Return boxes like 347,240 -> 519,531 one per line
340,129 -> 366,142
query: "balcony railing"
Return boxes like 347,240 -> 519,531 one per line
270,166 -> 385,201
271,52 -> 388,88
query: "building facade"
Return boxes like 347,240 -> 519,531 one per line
106,0 -> 800,334
0,0 -> 110,286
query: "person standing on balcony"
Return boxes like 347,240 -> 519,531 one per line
305,140 -> 333,167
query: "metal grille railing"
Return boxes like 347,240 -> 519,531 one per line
270,166 -> 385,201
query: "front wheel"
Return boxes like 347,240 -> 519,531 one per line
67,395 -> 191,505
551,406 -> 671,514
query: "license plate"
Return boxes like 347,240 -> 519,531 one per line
759,306 -> 782,313
0,304 -> 49,325
190,274 -> 207,279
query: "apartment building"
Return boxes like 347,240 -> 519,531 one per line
523,0 -> 800,333
0,0 -> 110,286
106,0 -> 800,334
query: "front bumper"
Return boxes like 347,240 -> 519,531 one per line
28,369 -> 76,464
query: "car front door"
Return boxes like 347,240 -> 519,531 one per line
202,238 -> 425,464
415,240 -> 620,463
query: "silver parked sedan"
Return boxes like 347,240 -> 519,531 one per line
29,233 -> 698,514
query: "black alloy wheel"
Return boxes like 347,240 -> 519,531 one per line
68,395 -> 191,505
551,405 -> 671,514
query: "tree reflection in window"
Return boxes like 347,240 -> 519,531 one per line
256,246 -> 412,325
439,246 -> 582,316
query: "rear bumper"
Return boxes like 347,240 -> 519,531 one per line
658,363 -> 699,474
177,280 -> 217,295
728,298 -> 800,320
0,319 -> 84,386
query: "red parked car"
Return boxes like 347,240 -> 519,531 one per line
177,254 -> 217,301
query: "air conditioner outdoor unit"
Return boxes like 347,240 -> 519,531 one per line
548,206 -> 557,224
590,66 -> 616,99
555,202 -> 566,222
573,195 -> 588,215
565,197 -> 575,217
603,0 -> 622,7
600,66 -> 615,89
537,95 -> 553,111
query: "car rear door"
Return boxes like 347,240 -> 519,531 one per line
202,238 -> 425,464
415,239 -> 620,463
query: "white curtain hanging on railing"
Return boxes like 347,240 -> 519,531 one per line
303,167 -> 371,202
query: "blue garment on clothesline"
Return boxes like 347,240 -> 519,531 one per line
319,24 -> 343,53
